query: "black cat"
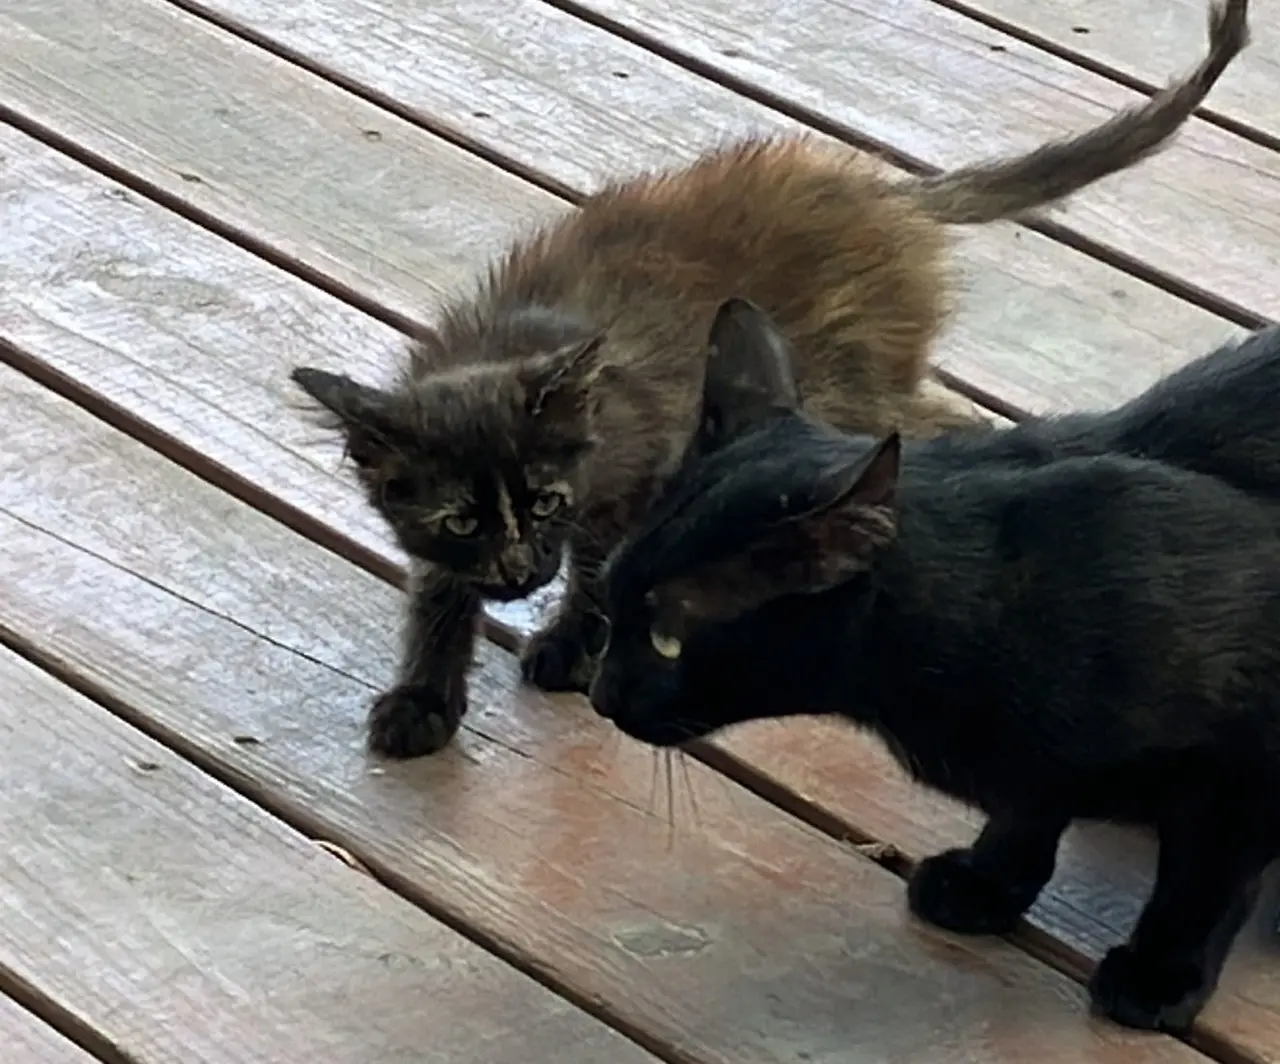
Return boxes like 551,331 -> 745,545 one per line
588,298 -> 1280,1034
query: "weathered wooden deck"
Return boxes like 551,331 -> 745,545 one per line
2,1 -> 1280,1061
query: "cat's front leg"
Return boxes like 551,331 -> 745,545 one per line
520,544 -> 608,694
369,561 -> 480,759
907,810 -> 1068,935
1088,795 -> 1267,1033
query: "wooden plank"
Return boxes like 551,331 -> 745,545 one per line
0,370 -> 1214,1064
538,0 -> 1280,321
0,0 -> 1241,419
951,0 -> 1280,142
0,15 -> 1266,1051
0,647 -> 655,1064
706,724 -> 1280,1058
0,58 -> 1261,1053
0,0 -> 566,325
0,997 -> 97,1064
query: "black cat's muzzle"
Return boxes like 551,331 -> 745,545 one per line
588,666 -> 709,748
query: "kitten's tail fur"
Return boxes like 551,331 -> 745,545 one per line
898,0 -> 1248,224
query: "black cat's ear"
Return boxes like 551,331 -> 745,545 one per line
697,297 -> 801,452
786,432 -> 902,586
662,434 -> 902,623
290,366 -> 399,469
812,431 -> 901,513
524,334 -> 606,420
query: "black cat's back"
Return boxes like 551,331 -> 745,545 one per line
882,452 -> 1280,764
1101,325 -> 1280,499
917,325 -> 1280,502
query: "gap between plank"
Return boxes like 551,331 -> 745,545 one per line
0,625 -> 691,1064
0,102 -> 419,340
0,969 -> 138,1064
918,0 -> 1280,155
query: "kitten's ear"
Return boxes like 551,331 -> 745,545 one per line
290,367 -> 399,468
697,297 -> 801,452
524,335 -> 606,419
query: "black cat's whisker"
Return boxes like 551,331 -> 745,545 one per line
647,747 -> 661,817
676,749 -> 702,828
664,749 -> 677,852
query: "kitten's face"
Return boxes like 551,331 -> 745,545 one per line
588,298 -> 901,746
291,334 -> 602,601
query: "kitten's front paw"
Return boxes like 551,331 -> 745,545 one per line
521,618 -> 593,693
1089,944 -> 1209,1034
367,683 -> 464,759
907,848 -> 1038,935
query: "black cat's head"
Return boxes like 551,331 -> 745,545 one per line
588,297 -> 902,746
291,313 -> 604,601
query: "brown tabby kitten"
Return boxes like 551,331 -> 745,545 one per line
292,0 -> 1248,759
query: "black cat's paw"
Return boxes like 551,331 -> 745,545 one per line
907,848 -> 1036,935
521,618 -> 593,693
367,683 -> 464,759
1088,944 -> 1209,1034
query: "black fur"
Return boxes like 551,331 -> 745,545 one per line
590,300 -> 1280,1033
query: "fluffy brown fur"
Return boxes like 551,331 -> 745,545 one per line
292,0 -> 1248,759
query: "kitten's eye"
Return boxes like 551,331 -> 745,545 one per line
531,490 -> 565,519
650,628 -> 682,660
443,514 -> 479,537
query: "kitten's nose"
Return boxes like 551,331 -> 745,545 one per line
499,546 -> 535,584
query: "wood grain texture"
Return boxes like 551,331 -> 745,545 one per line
0,81 -> 1263,1050
0,997 -> 97,1064
554,0 -> 1280,321
713,724 -> 1280,1060
0,0 -> 1241,418
0,13 -> 1269,1055
0,645 -> 652,1064
0,371 -> 1215,1064
0,0 -> 564,324
953,0 -> 1280,141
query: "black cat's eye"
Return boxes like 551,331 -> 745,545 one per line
649,628 -> 682,660
443,514 -> 480,537
531,490 -> 566,519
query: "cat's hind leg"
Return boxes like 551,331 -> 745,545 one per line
1088,787 -> 1267,1033
908,809 -> 1068,935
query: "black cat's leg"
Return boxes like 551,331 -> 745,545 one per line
1088,798 -> 1266,1034
908,810 -> 1068,935
369,562 -> 480,759
521,543 -> 607,693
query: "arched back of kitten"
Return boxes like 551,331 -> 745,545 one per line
288,0 -> 1249,761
